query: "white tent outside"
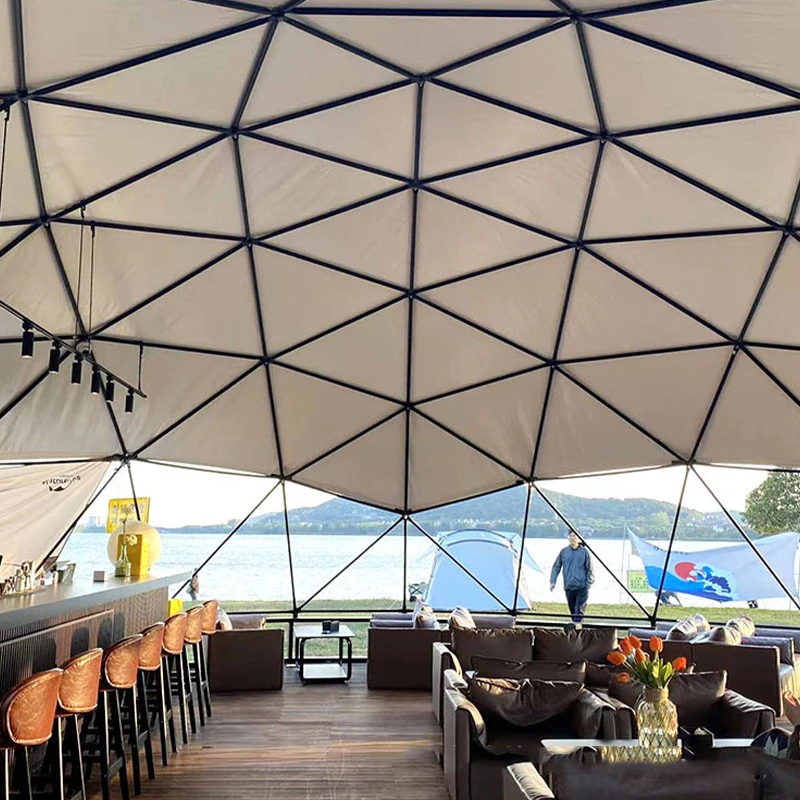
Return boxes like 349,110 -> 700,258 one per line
0,0 -> 799,520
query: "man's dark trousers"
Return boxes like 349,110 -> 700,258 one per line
565,587 -> 589,624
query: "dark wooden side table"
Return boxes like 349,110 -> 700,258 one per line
294,624 -> 355,683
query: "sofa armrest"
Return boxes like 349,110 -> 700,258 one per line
572,688 -> 617,739
443,688 -> 485,800
433,642 -> 461,725
208,628 -> 284,691
718,689 -> 776,738
472,614 -> 516,629
504,763 -> 555,800
590,690 -> 636,738
444,667 -> 468,692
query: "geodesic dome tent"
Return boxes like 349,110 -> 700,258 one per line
2,0 -> 800,524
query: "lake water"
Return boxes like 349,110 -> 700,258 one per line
60,532 -> 799,612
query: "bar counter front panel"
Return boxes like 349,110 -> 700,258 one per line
0,572 -> 190,694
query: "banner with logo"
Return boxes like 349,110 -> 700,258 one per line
107,497 -> 150,533
629,530 -> 800,602
0,461 -> 108,580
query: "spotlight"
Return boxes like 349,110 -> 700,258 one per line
48,342 -> 61,374
125,389 -> 134,414
90,366 -> 102,395
71,354 -> 83,385
21,321 -> 34,359
105,377 -> 115,403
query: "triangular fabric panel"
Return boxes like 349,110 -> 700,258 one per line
559,252 -> 722,360
617,0 -> 800,94
415,191 -> 557,287
743,238 -> 800,346
92,341 -> 254,454
698,352 -> 800,468
593,233 -> 778,337
0,228 -> 75,336
302,0 -> 554,7
0,360 -> 120,458
420,83 -> 580,178
535,372 -> 672,478
436,141 -> 597,238
255,247 -> 402,355
0,109 -> 40,220
295,415 -> 406,511
268,191 -> 411,286
411,302 -> 540,402
52,26 -> 265,126
242,22 -> 400,125
51,223 -> 236,332
408,413 -> 518,511
750,347 -> 800,403
586,144 -> 760,239
241,135 -> 402,236
626,113 -> 800,222
22,0 -> 255,89
565,348 -> 731,459
0,6 -> 14,92
89,139 -> 244,236
0,342 -> 56,413
103,250 -> 262,355
445,25 -> 597,130
267,85 -> 416,176
419,370 -> 549,477
305,16 -> 546,74
141,368 -> 280,475
422,249 -> 572,357
281,301 -> 408,401
587,26 -> 792,130
271,365 -> 401,474
0,225 -> 29,253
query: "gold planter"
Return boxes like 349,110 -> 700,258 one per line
636,687 -> 679,761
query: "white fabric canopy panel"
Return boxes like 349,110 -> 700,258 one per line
1,1 -> 800,513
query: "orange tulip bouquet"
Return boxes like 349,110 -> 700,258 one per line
607,635 -> 688,689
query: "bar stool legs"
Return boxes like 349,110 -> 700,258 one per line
93,690 -> 130,800
189,641 -> 206,727
149,659 -> 177,765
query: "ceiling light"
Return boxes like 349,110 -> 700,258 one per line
21,321 -> 34,359
90,366 -> 101,396
48,342 -> 61,374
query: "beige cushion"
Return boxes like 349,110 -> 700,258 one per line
471,657 -> 586,684
704,625 -> 743,645
666,617 -> 697,641
727,616 -> 756,638
692,613 -> 710,633
449,606 -> 476,630
230,613 -> 267,630
215,607 -> 233,631
413,602 -> 439,630
467,676 -> 583,727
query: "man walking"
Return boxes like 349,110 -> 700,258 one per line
550,532 -> 594,625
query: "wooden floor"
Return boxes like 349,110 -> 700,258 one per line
95,665 -> 449,800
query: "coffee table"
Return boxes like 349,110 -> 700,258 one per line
294,623 -> 355,684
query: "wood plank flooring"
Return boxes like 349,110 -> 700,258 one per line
96,665 -> 449,800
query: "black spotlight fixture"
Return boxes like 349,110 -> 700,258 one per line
125,388 -> 134,414
20,321 -> 34,359
105,377 -> 115,403
90,365 -> 102,395
71,353 -> 83,385
48,342 -> 61,373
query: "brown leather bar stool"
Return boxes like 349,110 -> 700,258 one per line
138,623 -> 171,770
0,668 -> 63,800
183,606 -> 204,729
52,649 -> 102,800
162,612 -> 193,745
199,599 -> 218,719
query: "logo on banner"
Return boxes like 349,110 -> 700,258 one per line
672,560 -> 737,601
42,475 -> 82,493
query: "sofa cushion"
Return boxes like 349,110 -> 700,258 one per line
230,613 -> 267,630
215,607 -> 233,631
449,606 -> 476,630
472,657 -> 586,684
756,627 -> 800,650
551,760 -> 759,800
669,671 -> 727,729
741,635 -> 794,665
467,676 -> 583,727
727,616 -> 756,638
412,600 -> 439,629
692,613 -> 710,633
585,662 -> 624,688
666,617 -> 697,642
533,627 -> 617,663
756,751 -> 800,800
451,627 -> 532,669
699,625 -> 742,645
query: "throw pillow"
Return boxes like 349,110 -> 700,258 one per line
741,636 -> 795,666
449,606 -> 476,630
585,662 -> 624,688
692,613 -> 711,633
727,616 -> 756,638
467,676 -> 583,727
230,613 -> 267,629
756,751 -> 800,800
702,625 -> 742,645
608,676 -> 645,709
471,656 -> 586,684
413,606 -> 439,630
668,671 -> 727,729
532,626 -> 617,663
215,607 -> 233,631
607,667 -> 706,719
451,627 -> 532,670
667,617 -> 698,642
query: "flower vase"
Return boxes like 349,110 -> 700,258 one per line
636,687 -> 678,760
114,541 -> 131,578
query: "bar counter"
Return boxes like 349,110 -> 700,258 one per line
0,571 -> 190,694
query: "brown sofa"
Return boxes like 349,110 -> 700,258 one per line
368,626 -> 445,689
207,620 -> 284,692
443,669 -> 619,800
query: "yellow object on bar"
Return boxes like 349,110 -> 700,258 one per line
168,599 -> 184,617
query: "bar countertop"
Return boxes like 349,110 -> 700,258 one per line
0,572 -> 190,631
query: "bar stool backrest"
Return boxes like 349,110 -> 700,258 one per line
0,669 -> 63,746
201,600 -> 218,635
162,612 -> 188,656
58,649 -> 103,715
102,635 -> 143,690
185,606 -> 204,644
139,622 -> 166,670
